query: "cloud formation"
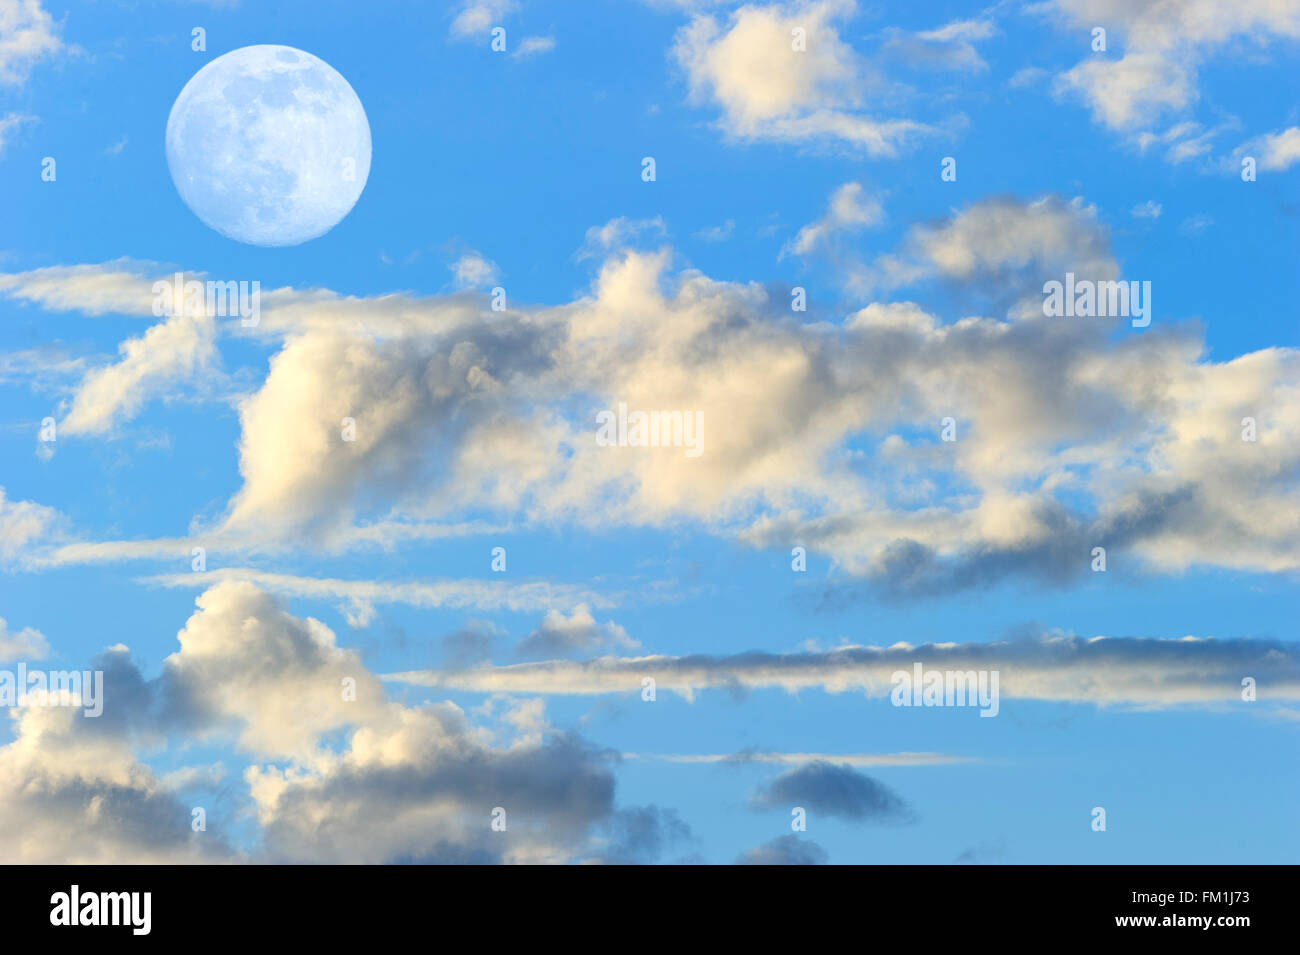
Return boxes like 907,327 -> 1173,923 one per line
4,192 -> 1297,594
387,632 -> 1300,707
750,760 -> 915,821
673,0 -> 931,152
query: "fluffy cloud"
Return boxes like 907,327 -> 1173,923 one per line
0,616 -> 48,660
673,0 -> 931,152
0,0 -> 67,86
1232,126 -> 1300,172
5,193 -> 1298,592
0,487 -> 62,567
449,1 -> 516,40
1046,0 -> 1300,159
0,583 -> 647,863
247,711 -> 616,863
0,646 -> 230,863
158,581 -> 387,760
449,251 -> 501,288
61,310 -> 217,435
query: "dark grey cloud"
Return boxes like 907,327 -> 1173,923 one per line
750,761 -> 915,823
810,484 -> 1204,608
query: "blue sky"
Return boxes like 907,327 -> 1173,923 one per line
0,0 -> 1297,864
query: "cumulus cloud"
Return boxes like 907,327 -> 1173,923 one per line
0,645 -> 232,863
0,582 -> 656,863
5,193 -> 1298,591
157,581 -> 388,760
673,0 -> 931,152
387,632 -> 1300,708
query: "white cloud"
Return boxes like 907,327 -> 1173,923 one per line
6,195 -> 1298,589
0,109 -> 34,154
0,616 -> 48,660
60,310 -> 217,435
0,584 -> 636,862
513,35 -> 555,58
782,181 -> 884,257
449,251 -> 501,288
577,216 -> 666,260
1130,200 -> 1162,219
0,486 -> 62,567
1045,0 -> 1300,162
673,0 -> 931,153
883,16 -> 997,73
161,581 -> 388,760
1234,126 -> 1300,171
0,0 -> 66,86
516,605 -> 638,658
450,0 -> 516,40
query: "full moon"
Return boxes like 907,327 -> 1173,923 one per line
165,45 -> 371,246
